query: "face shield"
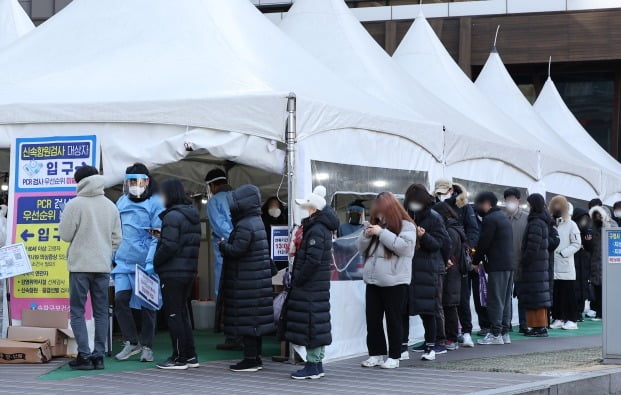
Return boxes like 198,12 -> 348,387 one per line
124,174 -> 149,198
204,175 -> 227,202
347,206 -> 365,225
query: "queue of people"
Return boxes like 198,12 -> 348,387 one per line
60,165 -> 611,377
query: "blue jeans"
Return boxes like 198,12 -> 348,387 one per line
70,272 -> 109,357
213,238 -> 224,296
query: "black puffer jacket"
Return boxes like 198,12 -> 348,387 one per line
519,211 -> 551,309
284,207 -> 338,348
572,208 -> 592,305
408,208 -> 448,316
472,207 -> 515,272
547,218 -> 560,304
443,219 -> 464,306
218,185 -> 273,337
154,204 -> 201,279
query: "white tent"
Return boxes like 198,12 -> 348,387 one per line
393,14 -> 598,197
281,0 -> 540,182
0,0 -> 33,49
475,50 -> 602,201
0,0 -> 444,361
534,77 -> 621,203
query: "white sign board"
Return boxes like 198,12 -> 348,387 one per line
0,243 -> 32,280
134,266 -> 160,311
271,226 -> 289,261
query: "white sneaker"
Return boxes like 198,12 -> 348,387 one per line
562,321 -> 578,330
361,356 -> 384,368
462,333 -> 474,348
502,334 -> 511,344
380,358 -> 399,369
421,348 -> 436,361
477,333 -> 504,345
399,351 -> 410,361
586,310 -> 597,318
550,320 -> 564,329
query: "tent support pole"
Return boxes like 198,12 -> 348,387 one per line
286,92 -> 297,364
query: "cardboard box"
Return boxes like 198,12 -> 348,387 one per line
7,310 -> 75,357
22,310 -> 69,329
0,339 -> 52,364
7,327 -> 73,357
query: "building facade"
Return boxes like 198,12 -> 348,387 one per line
18,0 -> 621,160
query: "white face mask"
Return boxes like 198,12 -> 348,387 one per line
268,208 -> 281,218
477,214 -> 483,222
439,194 -> 450,202
505,201 -> 518,213
408,202 -> 423,212
579,219 -> 588,228
614,210 -> 621,218
159,195 -> 167,208
129,186 -> 146,197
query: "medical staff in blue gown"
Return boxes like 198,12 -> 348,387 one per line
338,201 -> 366,237
112,163 -> 164,363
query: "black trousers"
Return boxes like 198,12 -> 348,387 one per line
444,305 -> 459,342
161,277 -> 196,362
591,284 -> 603,319
458,274 -> 473,334
435,275 -> 446,343
115,290 -> 156,347
366,284 -> 407,359
243,336 -> 263,359
552,280 -> 578,322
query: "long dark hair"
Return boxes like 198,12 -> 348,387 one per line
365,192 -> 413,259
404,183 -> 435,210
160,178 -> 191,208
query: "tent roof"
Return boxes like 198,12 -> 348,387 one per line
475,50 -> 601,192
280,0 -> 539,178
534,77 -> 621,198
0,0 -> 34,49
393,14 -> 600,191
0,0 -> 441,156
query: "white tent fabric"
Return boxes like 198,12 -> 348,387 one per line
475,50 -> 601,199
0,0 -> 33,49
280,0 -> 540,180
534,77 -> 621,203
392,15 -> 599,196
0,0 -> 443,181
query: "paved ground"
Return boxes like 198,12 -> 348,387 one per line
0,332 -> 607,394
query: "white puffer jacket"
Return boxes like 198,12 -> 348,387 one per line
553,217 -> 581,280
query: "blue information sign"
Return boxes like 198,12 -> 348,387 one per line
608,230 -> 621,264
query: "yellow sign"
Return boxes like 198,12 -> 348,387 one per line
13,224 -> 69,298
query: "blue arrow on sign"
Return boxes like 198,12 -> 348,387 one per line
21,229 -> 35,242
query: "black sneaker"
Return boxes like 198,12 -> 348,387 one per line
476,328 -> 490,337
411,342 -> 426,353
519,325 -> 529,334
433,344 -> 447,355
230,358 -> 262,372
156,357 -> 189,370
69,354 -> 94,371
90,356 -> 105,370
186,356 -> 200,368
525,327 -> 548,337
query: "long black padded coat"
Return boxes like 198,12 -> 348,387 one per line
284,207 -> 338,348
443,218 -> 465,307
519,211 -> 551,310
153,204 -> 201,280
217,185 -> 274,338
408,207 -> 448,316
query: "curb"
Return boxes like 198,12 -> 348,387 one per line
471,367 -> 621,395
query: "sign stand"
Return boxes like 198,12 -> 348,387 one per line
603,227 -> 621,364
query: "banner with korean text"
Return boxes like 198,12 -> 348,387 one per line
8,136 -> 98,320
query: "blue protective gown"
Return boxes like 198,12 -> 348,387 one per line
112,194 -> 164,310
206,190 -> 233,295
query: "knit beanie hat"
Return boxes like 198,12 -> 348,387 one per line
295,186 -> 327,210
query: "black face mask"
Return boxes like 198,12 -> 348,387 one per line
349,212 -> 361,225
552,210 -> 562,219
475,207 -> 488,217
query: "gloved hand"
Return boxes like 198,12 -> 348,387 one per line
145,262 -> 155,276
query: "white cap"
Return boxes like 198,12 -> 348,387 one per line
295,186 -> 327,210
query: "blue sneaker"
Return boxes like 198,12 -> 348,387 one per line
317,362 -> 325,378
291,362 -> 321,380
433,344 -> 447,355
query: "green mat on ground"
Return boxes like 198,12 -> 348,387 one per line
507,319 -> 602,340
40,330 -> 281,381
